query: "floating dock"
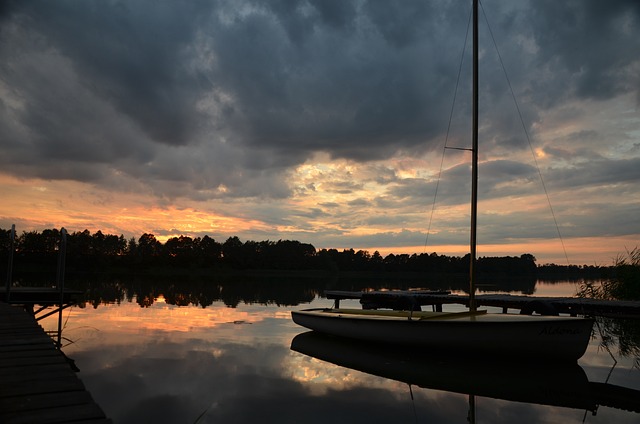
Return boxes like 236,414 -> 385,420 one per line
325,290 -> 640,318
0,302 -> 110,423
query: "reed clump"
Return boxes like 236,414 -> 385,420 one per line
578,247 -> 640,301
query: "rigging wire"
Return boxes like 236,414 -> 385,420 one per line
424,4 -> 473,252
425,1 -> 571,267
479,0 -> 571,265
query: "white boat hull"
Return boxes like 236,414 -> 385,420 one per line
291,308 -> 593,361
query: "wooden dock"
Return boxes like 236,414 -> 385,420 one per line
0,288 -> 83,305
325,290 -> 640,318
0,302 -> 110,423
1,288 -> 84,321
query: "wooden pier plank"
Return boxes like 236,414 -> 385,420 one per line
1,366 -> 78,385
2,403 -> 109,424
0,334 -> 56,347
0,348 -> 63,360
0,287 -> 83,304
0,354 -> 69,369
0,302 -> 110,423
0,377 -> 86,398
0,365 -> 77,392
0,391 -> 95,414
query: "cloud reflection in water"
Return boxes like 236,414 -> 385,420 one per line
41,298 -> 640,424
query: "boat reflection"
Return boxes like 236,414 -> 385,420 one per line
291,331 -> 640,417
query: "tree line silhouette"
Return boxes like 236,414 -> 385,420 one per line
0,227 -> 611,277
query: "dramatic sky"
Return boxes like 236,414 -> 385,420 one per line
1,0 -> 639,264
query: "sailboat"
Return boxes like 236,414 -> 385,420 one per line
291,0 -> 594,361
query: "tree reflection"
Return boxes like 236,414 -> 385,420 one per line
59,274 -> 640,369
597,317 -> 640,369
575,247 -> 640,367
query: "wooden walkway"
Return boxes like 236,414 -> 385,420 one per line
1,288 -> 84,321
326,290 -> 640,318
0,287 -> 83,305
0,302 -> 110,423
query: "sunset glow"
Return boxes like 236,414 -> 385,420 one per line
1,1 -> 638,265
53,299 -> 273,336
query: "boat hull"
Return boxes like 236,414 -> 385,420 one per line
291,309 -> 594,361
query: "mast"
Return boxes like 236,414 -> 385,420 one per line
469,0 -> 478,312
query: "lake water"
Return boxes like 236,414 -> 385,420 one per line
39,278 -> 640,424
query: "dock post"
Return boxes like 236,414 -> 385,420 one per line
56,228 -> 68,349
5,224 -> 15,303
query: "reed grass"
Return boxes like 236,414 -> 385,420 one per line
578,247 -> 640,301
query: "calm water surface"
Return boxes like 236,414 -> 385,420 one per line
40,279 -> 639,424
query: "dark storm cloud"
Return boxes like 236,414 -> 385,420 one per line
15,0 -> 213,146
546,157 -> 640,191
207,0 -> 460,161
530,0 -> 640,103
0,1 -> 463,157
0,0 -> 638,200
